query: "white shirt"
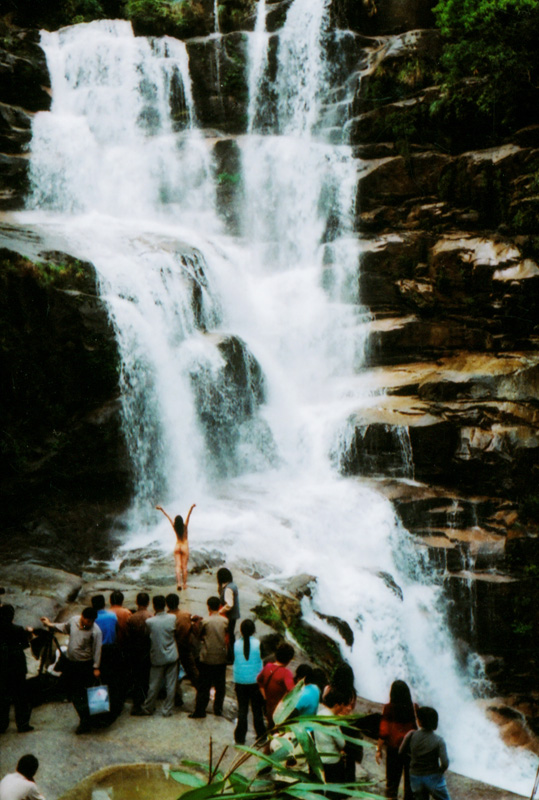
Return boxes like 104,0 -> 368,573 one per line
0,773 -> 45,800
313,705 -> 345,764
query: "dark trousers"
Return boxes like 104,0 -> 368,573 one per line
323,759 -> 347,799
130,650 -> 151,711
386,745 -> 413,800
234,683 -> 266,744
178,644 -> 199,688
0,673 -> 31,732
98,644 -> 125,723
63,659 -> 94,728
194,662 -> 226,715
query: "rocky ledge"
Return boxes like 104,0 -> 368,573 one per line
0,554 -> 530,800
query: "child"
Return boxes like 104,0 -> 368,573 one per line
399,706 -> 451,800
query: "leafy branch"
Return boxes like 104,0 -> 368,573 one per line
170,682 -> 382,800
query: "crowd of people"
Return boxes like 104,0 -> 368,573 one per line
0,565 -> 452,800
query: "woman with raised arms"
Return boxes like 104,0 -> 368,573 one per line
155,504 -> 196,591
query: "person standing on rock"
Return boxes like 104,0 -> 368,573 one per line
91,594 -> 121,724
217,567 -> 240,662
137,595 -> 178,718
156,504 -> 196,591
126,592 -> 152,716
0,754 -> 45,800
233,619 -> 266,744
0,605 -> 34,734
109,590 -> 131,648
313,688 -> 356,786
40,607 -> 102,734
399,706 -> 451,800
108,589 -> 131,716
376,679 -> 417,800
166,593 -> 200,693
189,596 -> 228,719
256,642 -> 295,729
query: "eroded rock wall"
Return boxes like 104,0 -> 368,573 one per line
0,247 -> 131,571
337,23 -> 539,711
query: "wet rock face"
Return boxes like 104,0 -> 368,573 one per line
0,23 -> 50,209
0,247 -> 131,572
186,33 -> 249,134
331,18 -> 539,710
191,333 -> 273,477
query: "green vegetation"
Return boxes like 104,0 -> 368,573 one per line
252,601 -> 286,634
63,0 -> 106,24
170,683 -> 378,800
125,0 -> 206,37
432,0 -> 539,136
217,171 -> 241,185
363,57 -> 437,109
217,0 -> 255,34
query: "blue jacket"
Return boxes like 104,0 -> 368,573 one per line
233,637 -> 263,684
95,609 -> 118,645
295,683 -> 320,716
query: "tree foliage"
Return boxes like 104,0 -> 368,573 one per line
124,0 -> 207,38
432,0 -> 539,132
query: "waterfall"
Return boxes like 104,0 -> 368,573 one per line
19,7 -> 537,796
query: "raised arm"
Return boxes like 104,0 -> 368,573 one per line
155,505 -> 175,530
184,503 -> 196,530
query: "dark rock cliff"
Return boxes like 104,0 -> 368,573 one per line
0,247 -> 132,571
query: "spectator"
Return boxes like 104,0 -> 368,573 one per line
40,608 -> 102,734
399,706 -> 452,800
376,680 -> 417,800
292,664 -> 326,717
189,597 -> 228,719
126,592 -> 152,716
313,688 -> 355,787
233,619 -> 266,744
139,595 -> 178,718
165,593 -> 199,697
0,755 -> 44,800
91,595 -> 121,723
0,605 -> 34,733
109,591 -> 131,648
257,641 -> 295,729
217,568 -> 240,662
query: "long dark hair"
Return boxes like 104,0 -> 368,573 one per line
174,515 -> 185,540
240,619 -> 255,660
388,679 -> 415,724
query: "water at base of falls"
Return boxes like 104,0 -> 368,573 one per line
16,11 -> 537,797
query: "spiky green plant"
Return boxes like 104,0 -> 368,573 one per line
170,682 -> 382,800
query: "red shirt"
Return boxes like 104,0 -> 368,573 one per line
110,605 -> 132,645
257,663 -> 295,723
379,702 -> 417,749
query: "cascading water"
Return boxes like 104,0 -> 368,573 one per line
16,5 -> 537,795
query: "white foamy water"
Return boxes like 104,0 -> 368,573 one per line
16,9 -> 538,796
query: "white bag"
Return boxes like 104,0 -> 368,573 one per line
87,684 -> 110,715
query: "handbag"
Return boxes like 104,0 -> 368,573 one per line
87,683 -> 111,715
